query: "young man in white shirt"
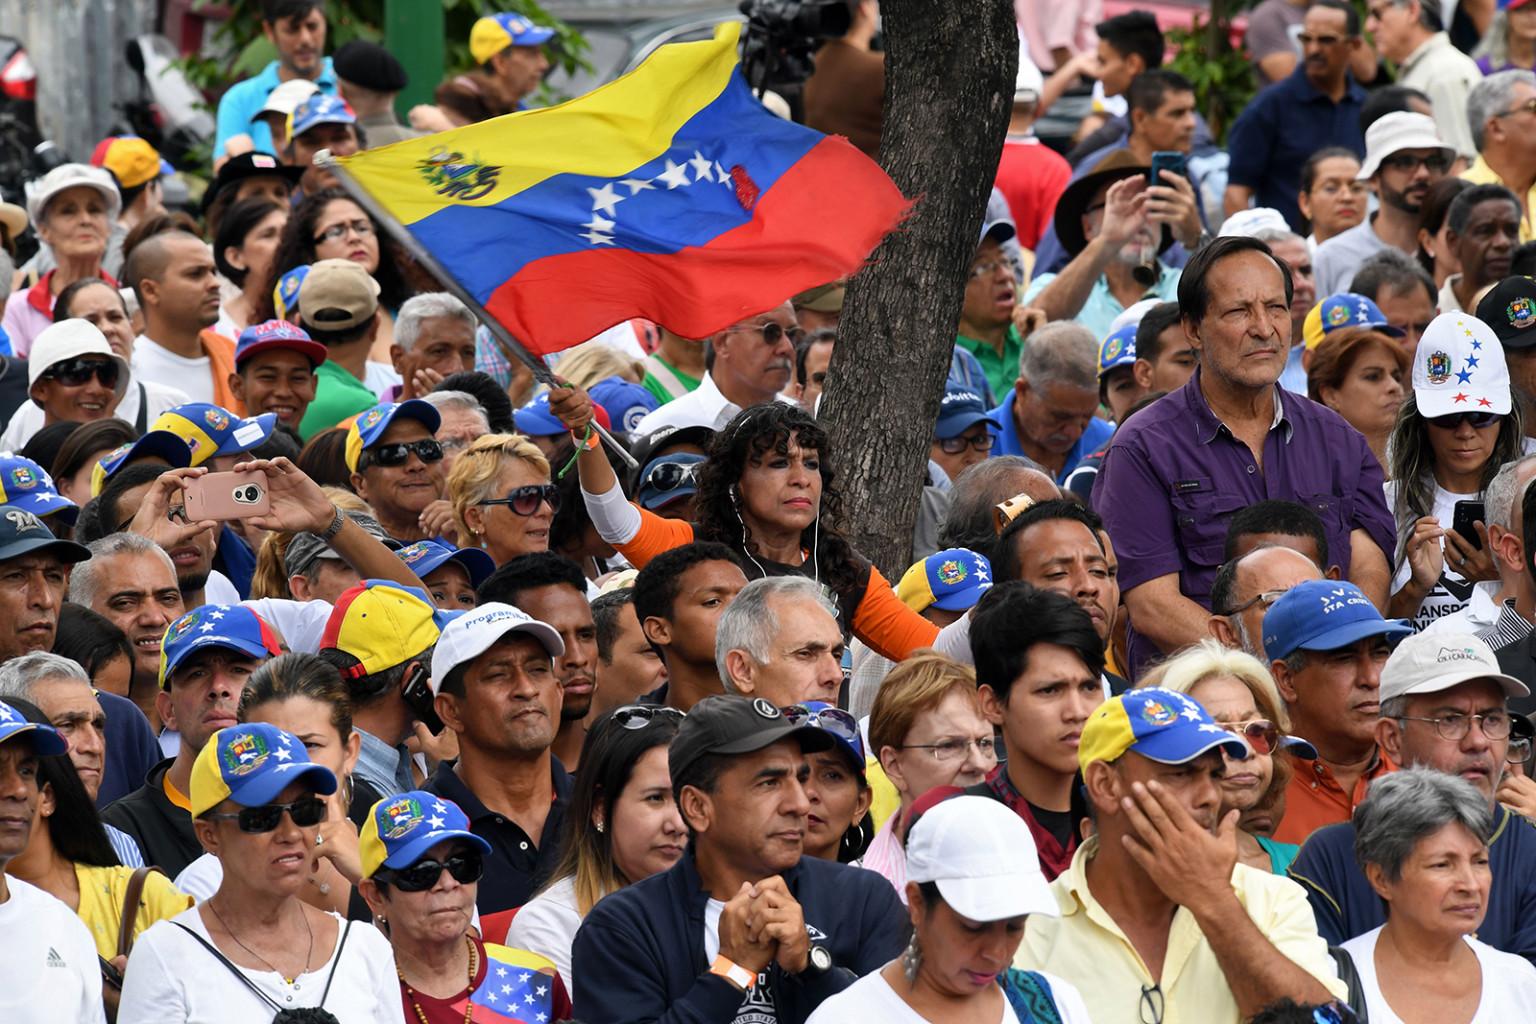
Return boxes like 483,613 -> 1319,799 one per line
122,231 -> 237,406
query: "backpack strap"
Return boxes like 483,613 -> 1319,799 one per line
1000,968 -> 1064,1024
115,866 -> 159,958
317,921 -> 352,1007
172,922 -> 284,1013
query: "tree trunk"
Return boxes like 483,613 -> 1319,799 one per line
819,0 -> 1018,581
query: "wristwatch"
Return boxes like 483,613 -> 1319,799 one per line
801,945 -> 833,976
709,955 -> 756,991
318,503 -> 346,542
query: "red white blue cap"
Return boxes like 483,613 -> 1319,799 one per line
159,605 -> 283,689
235,319 -> 328,368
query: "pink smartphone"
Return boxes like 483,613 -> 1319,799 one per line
183,472 -> 271,521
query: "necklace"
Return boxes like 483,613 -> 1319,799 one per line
206,898 -> 315,985
398,935 -> 479,1024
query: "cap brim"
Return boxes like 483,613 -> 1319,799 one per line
0,721 -> 68,756
935,872 -> 1058,922
216,413 -> 279,456
513,408 -> 565,436
708,721 -> 835,759
933,411 -> 995,440
413,547 -> 497,588
381,826 -> 492,871
121,431 -> 195,472
1359,144 -> 1456,179
1388,666 -> 1531,701
516,27 -> 556,45
164,632 -> 277,684
1295,618 -> 1414,655
226,760 -> 338,808
237,337 -> 329,368
1135,729 -> 1252,765
930,583 -> 990,611
9,492 -> 79,524
1279,734 -> 1318,760
0,536 -> 91,565
639,482 -> 699,509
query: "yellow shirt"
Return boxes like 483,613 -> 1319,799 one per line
1014,838 -> 1347,1024
74,863 -> 194,960
1462,155 -> 1536,242
864,756 -> 901,831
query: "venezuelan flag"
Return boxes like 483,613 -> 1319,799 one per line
336,22 -> 907,354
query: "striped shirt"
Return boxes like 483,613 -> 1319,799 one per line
105,825 -> 144,868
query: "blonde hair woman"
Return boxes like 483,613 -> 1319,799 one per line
1138,639 -> 1316,874
550,342 -> 645,390
447,433 -> 556,567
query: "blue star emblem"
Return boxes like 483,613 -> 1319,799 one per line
1467,355 -> 1480,369
1456,370 -> 1472,384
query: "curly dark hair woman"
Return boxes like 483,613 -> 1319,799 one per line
255,187 -> 413,322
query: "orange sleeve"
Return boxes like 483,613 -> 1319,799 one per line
614,505 -> 696,569
202,329 -> 243,415
851,565 -> 939,661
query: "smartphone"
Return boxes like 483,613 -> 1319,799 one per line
183,472 -> 271,521
99,955 -> 123,990
400,662 -> 445,734
1451,499 -> 1486,552
1148,150 -> 1187,188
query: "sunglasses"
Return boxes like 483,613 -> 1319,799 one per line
1224,719 -> 1279,755
784,703 -> 866,761
612,704 -> 686,730
204,795 -> 327,834
937,433 -> 995,455
377,850 -> 484,892
43,357 -> 118,389
1380,152 -> 1452,174
1427,410 -> 1501,430
736,322 -> 800,346
363,438 -> 444,468
480,483 -> 561,516
642,461 -> 700,494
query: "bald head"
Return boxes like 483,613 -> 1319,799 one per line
123,230 -> 204,303
1211,545 -> 1323,657
938,456 -> 1062,563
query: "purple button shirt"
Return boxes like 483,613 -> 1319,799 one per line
1093,369 -> 1394,678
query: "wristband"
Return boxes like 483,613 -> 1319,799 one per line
571,425 -> 599,450
709,955 -> 756,991
319,503 -> 346,542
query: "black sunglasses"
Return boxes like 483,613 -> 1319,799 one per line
43,357 -> 119,389
1428,410 -> 1501,430
937,433 -> 995,455
480,483 -> 560,516
612,704 -> 686,730
363,438 -> 444,468
1380,152 -> 1452,174
642,460 -> 700,493
377,850 -> 484,892
204,795 -> 327,834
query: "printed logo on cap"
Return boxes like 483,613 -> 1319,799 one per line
621,406 -> 647,432
398,541 -> 431,561
752,698 -> 781,719
1425,350 -> 1451,385
937,558 -> 968,586
1510,298 -> 1536,331
166,609 -> 200,644
252,154 -> 277,169
223,730 -> 271,777
1319,586 -> 1371,614
9,467 -> 36,490
1140,698 -> 1178,727
382,795 -> 424,839
1327,303 -> 1350,327
943,391 -> 982,408
1437,645 -> 1479,664
1102,335 -> 1125,362
360,408 -> 385,431
4,508 -> 44,533
205,408 -> 230,432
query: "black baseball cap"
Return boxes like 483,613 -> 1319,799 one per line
201,152 -> 304,214
0,505 -> 90,564
1475,277 -> 1536,351
669,694 -> 834,787
630,423 -> 716,471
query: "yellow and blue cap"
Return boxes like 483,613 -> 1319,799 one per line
320,580 -> 451,679
1098,324 -> 1138,377
287,94 -> 356,140
150,402 -> 277,467
90,429 -> 193,497
345,399 -> 441,473
1302,293 -> 1405,351
274,265 -> 310,322
0,454 -> 76,524
190,722 -> 337,819
470,12 -> 555,64
397,539 -> 496,590
0,698 -> 67,756
360,790 -> 490,878
895,548 -> 992,613
159,605 -> 283,690
1078,687 -> 1251,772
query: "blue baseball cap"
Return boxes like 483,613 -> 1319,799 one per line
273,265 -> 310,322
590,375 -> 659,434
91,429 -> 193,497
360,790 -> 491,878
397,538 -> 496,589
513,392 -> 611,438
152,403 -> 278,465
0,698 -> 67,756
0,455 -> 76,524
190,722 -> 338,818
934,386 -> 995,440
1262,580 -> 1413,661
345,399 -> 442,473
235,319 -> 328,369
1098,324 -> 1138,377
1078,687 -> 1251,771
1303,292 -> 1406,351
288,94 -> 357,139
0,506 -> 89,565
896,548 -> 993,612
159,605 -> 284,689
637,452 -> 704,511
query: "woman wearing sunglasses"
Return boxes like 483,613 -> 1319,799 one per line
18,319 -> 129,434
357,790 -> 574,1024
447,433 -> 559,567
1386,314 -> 1523,630
1137,640 -> 1316,875
118,722 -> 404,1022
785,701 -> 874,863
507,704 -> 685,997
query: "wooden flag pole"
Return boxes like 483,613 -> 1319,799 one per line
316,150 -> 639,471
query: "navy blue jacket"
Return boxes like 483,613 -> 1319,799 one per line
572,850 -> 906,1024
1289,804 -> 1536,962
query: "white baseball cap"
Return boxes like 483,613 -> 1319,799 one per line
905,795 -> 1059,922
1358,112 -> 1454,179
26,320 -> 130,403
25,163 -> 121,227
1016,46 -> 1044,103
1218,207 -> 1290,239
429,602 -> 564,694
1380,631 -> 1528,704
257,78 -> 321,120
1412,312 -> 1512,419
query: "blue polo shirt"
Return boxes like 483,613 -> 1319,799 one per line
988,391 -> 1114,484
214,58 -> 338,156
1226,68 -> 1366,232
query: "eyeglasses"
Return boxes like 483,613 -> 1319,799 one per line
376,851 -> 484,892
612,704 -> 686,730
642,460 -> 700,493
1139,983 -> 1164,1024
784,703 -> 866,761
1396,711 -> 1512,741
203,796 -> 327,834
1427,410 -> 1501,430
1221,587 -> 1289,617
362,438 -> 444,468
937,432 -> 996,455
735,322 -> 801,346
1495,98 -> 1536,119
313,218 -> 374,245
968,257 -> 1018,280
479,483 -> 561,516
42,357 -> 118,389
1380,152 -> 1452,175
1223,719 -> 1279,755
1297,32 -> 1345,45
900,735 -> 997,763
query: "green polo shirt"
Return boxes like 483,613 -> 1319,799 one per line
955,324 -> 1024,403
299,360 -> 378,440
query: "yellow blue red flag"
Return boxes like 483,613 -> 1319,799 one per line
336,22 -> 907,354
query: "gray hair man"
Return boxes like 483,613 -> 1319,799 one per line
1209,545 -> 1325,657
391,291 -> 477,392
993,322 -> 1114,483
420,389 -> 491,471
1365,0 -> 1483,159
1464,74 -> 1536,240
1290,633 -> 1536,951
715,576 -> 845,707
935,456 -> 1060,565
1422,455 -> 1536,645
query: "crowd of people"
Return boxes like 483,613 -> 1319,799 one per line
6,0 -> 1536,1021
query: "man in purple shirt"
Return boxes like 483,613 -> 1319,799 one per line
1094,236 -> 1394,678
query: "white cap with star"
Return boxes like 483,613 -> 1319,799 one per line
1412,312 -> 1512,419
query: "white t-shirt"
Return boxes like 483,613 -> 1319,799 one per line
1343,925 -> 1536,1023
805,965 -> 1093,1024
0,878 -> 106,1024
204,570 -> 241,606
504,874 -> 581,997
117,905 -> 405,1023
1387,480 -> 1481,631
704,897 -> 779,1023
364,361 -> 402,401
0,372 -> 189,449
133,336 -> 214,404
242,597 -> 333,653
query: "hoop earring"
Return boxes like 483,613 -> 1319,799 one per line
902,935 -> 922,985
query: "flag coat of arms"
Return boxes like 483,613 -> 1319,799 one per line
336,22 -> 907,354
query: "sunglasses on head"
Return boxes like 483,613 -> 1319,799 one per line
204,795 -> 327,834
1224,719 -> 1279,755
479,483 -> 560,516
784,703 -> 865,761
363,438 -> 444,468
612,704 -> 686,730
1428,410 -> 1501,430
377,850 -> 484,892
43,357 -> 118,389
642,460 -> 700,493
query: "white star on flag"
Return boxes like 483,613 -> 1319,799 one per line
537,1015 -> 548,1023
688,150 -> 713,181
1180,707 -> 1202,722
519,973 -> 531,984
208,610 -> 225,620
273,747 -> 292,761
199,622 -> 216,632
0,705 -> 14,721
587,183 -> 625,216
525,994 -> 536,1005
428,815 -> 445,829
621,177 -> 655,194
496,966 -> 507,978
536,984 -> 547,996
502,984 -> 512,994
657,160 -> 690,190
714,161 -> 731,185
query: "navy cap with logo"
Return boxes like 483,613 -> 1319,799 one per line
934,387 -> 994,440
668,694 -> 835,788
0,506 -> 90,565
1475,277 -> 1536,351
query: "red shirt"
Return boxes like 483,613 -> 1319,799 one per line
995,136 -> 1071,252
969,764 -> 1085,880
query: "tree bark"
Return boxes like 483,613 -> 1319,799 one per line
819,0 -> 1018,581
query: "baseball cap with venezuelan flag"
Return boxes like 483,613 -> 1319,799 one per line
151,402 -> 277,467
0,454 -> 76,524
895,548 -> 992,613
359,790 -> 491,878
190,722 -> 337,819
159,605 -> 282,689
90,135 -> 172,190
345,399 -> 441,473
470,12 -> 555,64
1077,688 -> 1250,773
91,430 -> 193,497
320,580 -> 451,678
1302,293 -> 1404,351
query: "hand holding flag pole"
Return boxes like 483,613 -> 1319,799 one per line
316,148 -> 639,470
